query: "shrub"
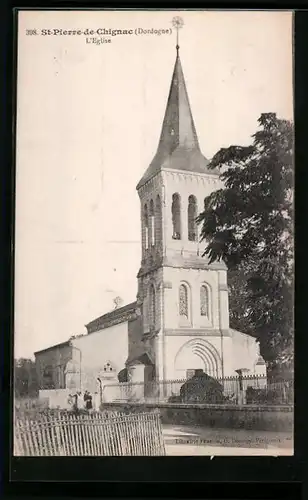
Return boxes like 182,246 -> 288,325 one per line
245,385 -> 292,404
179,371 -> 225,404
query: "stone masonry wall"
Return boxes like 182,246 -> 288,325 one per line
103,401 -> 293,432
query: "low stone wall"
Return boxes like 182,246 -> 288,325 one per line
102,402 -> 293,432
39,389 -> 71,409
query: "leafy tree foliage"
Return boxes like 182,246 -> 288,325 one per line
227,265 -> 254,337
14,358 -> 39,397
197,113 -> 293,371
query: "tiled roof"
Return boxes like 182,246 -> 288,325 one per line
85,301 -> 137,334
34,340 -> 70,356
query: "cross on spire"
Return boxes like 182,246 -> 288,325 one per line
172,16 -> 184,53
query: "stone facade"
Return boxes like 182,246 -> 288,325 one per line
135,167 -> 261,380
134,49 -> 265,382
35,341 -> 73,390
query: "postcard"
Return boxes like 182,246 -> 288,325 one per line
14,9 -> 294,457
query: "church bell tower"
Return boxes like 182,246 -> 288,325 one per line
136,19 -> 230,381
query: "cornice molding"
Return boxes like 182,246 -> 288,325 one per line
162,257 -> 227,271
137,172 -> 163,198
137,257 -> 164,277
164,328 -> 231,337
163,168 -> 220,182
137,164 -> 221,194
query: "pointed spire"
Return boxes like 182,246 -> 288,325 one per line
157,50 -> 200,155
137,20 -> 214,190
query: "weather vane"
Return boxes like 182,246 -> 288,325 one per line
171,16 -> 184,52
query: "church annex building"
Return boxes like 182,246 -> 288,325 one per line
35,45 -> 266,396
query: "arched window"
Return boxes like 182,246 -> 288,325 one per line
172,193 -> 181,240
200,285 -> 209,317
188,195 -> 198,241
144,204 -> 149,250
149,284 -> 156,329
149,199 -> 155,246
155,195 -> 162,245
179,284 -> 189,318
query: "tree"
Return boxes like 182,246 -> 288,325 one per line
197,113 -> 293,372
14,358 -> 39,398
227,264 -> 254,337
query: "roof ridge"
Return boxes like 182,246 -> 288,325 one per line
85,301 -> 137,329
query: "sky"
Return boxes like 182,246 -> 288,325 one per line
14,10 -> 293,359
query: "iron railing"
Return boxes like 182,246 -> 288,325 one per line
102,375 -> 293,406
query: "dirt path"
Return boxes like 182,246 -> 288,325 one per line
162,424 -> 293,455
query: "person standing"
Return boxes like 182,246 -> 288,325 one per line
76,391 -> 83,411
84,390 -> 93,411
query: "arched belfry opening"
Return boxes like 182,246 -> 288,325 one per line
149,199 -> 155,247
144,204 -> 149,251
155,195 -> 162,247
188,195 -> 198,241
172,193 -> 181,240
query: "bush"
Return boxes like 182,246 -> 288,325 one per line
245,385 -> 292,404
117,368 -> 128,383
178,370 -> 225,404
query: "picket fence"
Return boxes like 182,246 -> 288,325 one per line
14,410 -> 166,456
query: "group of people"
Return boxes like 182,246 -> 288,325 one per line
68,390 -> 93,412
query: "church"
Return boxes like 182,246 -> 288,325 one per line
35,42 -> 266,396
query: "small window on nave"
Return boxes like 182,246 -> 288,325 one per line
188,195 -> 198,241
172,193 -> 181,240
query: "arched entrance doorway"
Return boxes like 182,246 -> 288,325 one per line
174,338 -> 222,379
